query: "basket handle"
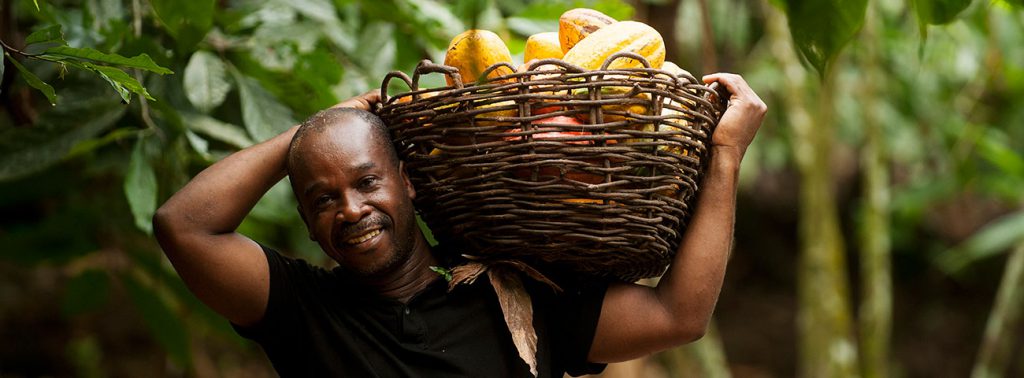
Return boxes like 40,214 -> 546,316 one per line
599,51 -> 653,70
379,71 -> 413,105
477,62 -> 518,83
526,58 -> 586,74
413,59 -> 464,90
705,81 -> 730,115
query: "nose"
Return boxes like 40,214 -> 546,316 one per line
336,191 -> 371,223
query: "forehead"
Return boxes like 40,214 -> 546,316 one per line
291,121 -> 394,182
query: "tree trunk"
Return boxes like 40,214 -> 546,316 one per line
857,2 -> 893,378
971,240 -> 1024,378
763,3 -> 860,377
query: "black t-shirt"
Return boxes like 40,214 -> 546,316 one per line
233,244 -> 609,377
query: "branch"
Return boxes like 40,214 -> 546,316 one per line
0,38 -> 41,58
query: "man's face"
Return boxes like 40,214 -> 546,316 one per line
289,121 -> 420,277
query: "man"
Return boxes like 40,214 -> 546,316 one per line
153,73 -> 766,376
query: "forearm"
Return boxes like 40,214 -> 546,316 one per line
154,126 -> 298,239
655,146 -> 741,332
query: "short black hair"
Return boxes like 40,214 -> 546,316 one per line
286,108 -> 399,174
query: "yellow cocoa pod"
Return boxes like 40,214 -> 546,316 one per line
563,21 -> 665,71
558,8 -> 617,53
524,32 -> 564,62
443,29 -> 514,86
661,61 -> 693,79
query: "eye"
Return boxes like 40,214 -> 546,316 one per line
313,194 -> 334,208
358,176 -> 380,191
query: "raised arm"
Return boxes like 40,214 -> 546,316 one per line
152,91 -> 380,327
588,74 -> 767,362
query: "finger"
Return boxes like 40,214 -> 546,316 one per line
704,73 -> 762,106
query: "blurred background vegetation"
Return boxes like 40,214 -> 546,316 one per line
1,0 -> 1022,376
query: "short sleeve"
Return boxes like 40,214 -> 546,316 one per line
231,244 -> 322,341
543,278 -> 609,376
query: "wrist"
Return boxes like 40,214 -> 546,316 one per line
709,146 -> 743,172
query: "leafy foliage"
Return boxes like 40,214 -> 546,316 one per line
2,0 -> 1024,375
775,0 -> 867,77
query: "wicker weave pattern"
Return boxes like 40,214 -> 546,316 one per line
376,54 -> 726,281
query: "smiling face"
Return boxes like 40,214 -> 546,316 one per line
287,111 -> 423,277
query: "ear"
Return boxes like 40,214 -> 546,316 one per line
399,161 -> 416,200
297,205 -> 316,241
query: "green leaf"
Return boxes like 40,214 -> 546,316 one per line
148,0 -> 214,49
73,62 -> 154,103
417,214 -> 438,247
354,22 -> 396,79
249,180 -> 298,224
41,46 -> 173,74
230,68 -> 296,142
287,0 -> 338,23
429,266 -> 452,282
511,0 -> 634,21
978,129 -> 1024,177
913,0 -> 974,25
33,0 -> 40,11
0,92 -> 124,181
401,0 -> 466,46
123,273 -> 192,368
62,270 -> 111,316
183,51 -> 231,113
125,137 -> 158,234
182,113 -> 254,149
777,0 -> 867,78
5,52 -> 57,105
938,210 -> 1024,273
25,25 -> 66,46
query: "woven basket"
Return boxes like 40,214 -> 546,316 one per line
375,54 -> 727,281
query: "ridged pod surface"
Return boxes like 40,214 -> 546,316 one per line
558,8 -> 616,53
524,32 -> 564,63
443,29 -> 514,86
563,21 -> 665,71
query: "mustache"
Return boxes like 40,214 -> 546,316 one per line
334,213 -> 393,242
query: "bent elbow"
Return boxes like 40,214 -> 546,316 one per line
669,320 -> 708,346
152,205 -> 184,252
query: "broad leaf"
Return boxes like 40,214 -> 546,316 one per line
148,0 -> 214,49
74,62 -> 154,103
231,69 -> 296,142
61,270 -> 111,316
777,0 -> 867,78
401,0 -> 465,47
125,137 -> 158,234
182,113 -> 254,149
183,51 -> 231,113
123,273 -> 192,368
249,180 -> 299,224
938,210 -> 1024,273
5,52 -> 57,105
0,91 -> 124,181
354,22 -> 396,79
41,46 -> 173,74
287,0 -> 338,23
25,25 -> 66,46
914,0 -> 974,25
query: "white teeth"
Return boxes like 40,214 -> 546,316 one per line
346,229 -> 381,245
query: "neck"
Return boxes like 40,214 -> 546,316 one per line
360,235 -> 438,303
